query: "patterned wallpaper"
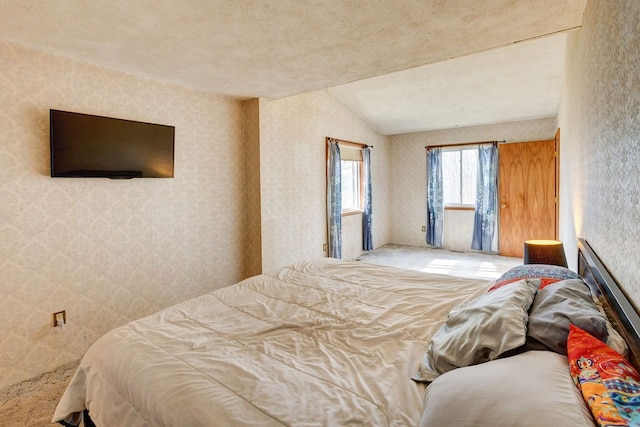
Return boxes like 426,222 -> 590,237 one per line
442,210 -> 475,252
242,99 -> 263,278
258,90 -> 390,273
558,1 -> 640,307
0,42 -> 246,389
388,118 -> 557,247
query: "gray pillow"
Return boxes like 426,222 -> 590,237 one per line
527,278 -> 608,355
413,278 -> 539,382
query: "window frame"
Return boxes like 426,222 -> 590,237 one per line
442,146 -> 478,209
340,158 -> 364,215
326,138 -> 367,217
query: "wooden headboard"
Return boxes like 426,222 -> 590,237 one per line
578,238 -> 640,369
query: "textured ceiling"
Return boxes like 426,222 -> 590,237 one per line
0,0 -> 586,134
330,33 -> 569,134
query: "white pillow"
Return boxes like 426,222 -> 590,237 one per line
419,351 -> 595,427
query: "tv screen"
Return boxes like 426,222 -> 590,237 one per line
50,110 -> 175,178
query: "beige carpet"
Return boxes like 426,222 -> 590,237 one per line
357,243 -> 522,280
0,360 -> 79,426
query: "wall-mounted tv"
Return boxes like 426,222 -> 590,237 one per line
50,109 -> 175,178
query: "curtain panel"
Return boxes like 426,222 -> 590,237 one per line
327,140 -> 342,258
426,147 -> 444,247
471,143 -> 499,252
362,147 -> 373,251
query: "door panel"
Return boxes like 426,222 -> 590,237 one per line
499,140 -> 556,258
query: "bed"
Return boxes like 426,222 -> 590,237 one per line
53,239 -> 640,426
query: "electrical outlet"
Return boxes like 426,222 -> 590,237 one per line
421,226 -> 426,232
323,243 -> 327,252
53,310 -> 66,327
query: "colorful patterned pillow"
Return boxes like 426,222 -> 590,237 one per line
490,264 -> 581,292
568,324 -> 640,426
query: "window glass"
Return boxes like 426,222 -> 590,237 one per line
461,149 -> 478,205
443,148 -> 477,207
442,151 -> 461,205
341,160 -> 361,211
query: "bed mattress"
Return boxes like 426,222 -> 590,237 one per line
53,258 -> 491,426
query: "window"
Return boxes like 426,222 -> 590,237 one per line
442,148 -> 477,207
341,160 -> 361,211
340,144 -> 364,214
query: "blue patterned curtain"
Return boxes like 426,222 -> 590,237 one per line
327,140 -> 342,258
426,147 -> 443,247
362,147 -> 373,251
471,143 -> 498,252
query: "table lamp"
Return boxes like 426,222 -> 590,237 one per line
523,240 -> 568,267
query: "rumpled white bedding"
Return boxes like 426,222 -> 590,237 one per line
53,258 -> 491,426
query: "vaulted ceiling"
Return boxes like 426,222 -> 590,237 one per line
0,0 -> 587,134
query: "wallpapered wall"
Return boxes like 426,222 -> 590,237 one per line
258,91 -> 390,273
388,118 -> 558,248
558,0 -> 640,307
242,99 -> 263,278
0,42 -> 246,389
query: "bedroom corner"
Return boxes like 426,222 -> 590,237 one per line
0,40 -> 246,402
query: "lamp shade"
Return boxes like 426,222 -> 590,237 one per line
523,240 -> 568,267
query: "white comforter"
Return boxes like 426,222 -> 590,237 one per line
53,259 -> 491,426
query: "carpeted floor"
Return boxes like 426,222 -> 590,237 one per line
0,360 -> 79,427
1,244 -> 522,426
356,243 -> 522,280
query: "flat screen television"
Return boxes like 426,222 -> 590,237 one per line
50,109 -> 175,178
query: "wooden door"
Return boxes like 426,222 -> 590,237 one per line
499,139 -> 557,258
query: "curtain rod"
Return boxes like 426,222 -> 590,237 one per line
425,140 -> 504,150
326,137 -> 373,148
